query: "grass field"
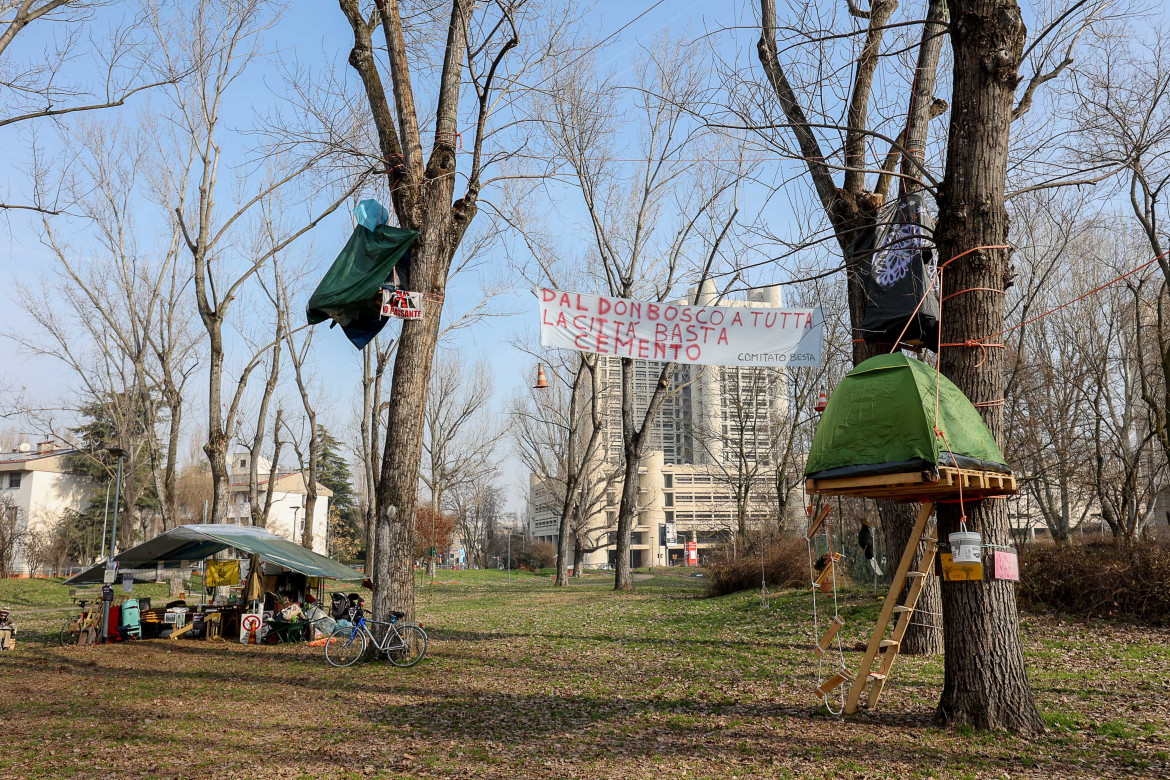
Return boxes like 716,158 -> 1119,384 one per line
1,568 -> 1167,779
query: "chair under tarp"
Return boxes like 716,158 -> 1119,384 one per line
804,353 -> 1016,501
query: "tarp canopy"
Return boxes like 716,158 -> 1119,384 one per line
306,221 -> 418,348
805,353 -> 1009,479
62,524 -> 364,586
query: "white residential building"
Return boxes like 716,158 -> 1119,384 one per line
1,441 -> 97,576
227,453 -> 332,555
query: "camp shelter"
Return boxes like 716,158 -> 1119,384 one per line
63,524 -> 364,586
804,353 -> 1016,501
62,525 -> 362,644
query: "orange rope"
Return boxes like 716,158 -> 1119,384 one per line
941,286 -> 1005,303
887,245 -> 1012,353
977,248 -> 1170,343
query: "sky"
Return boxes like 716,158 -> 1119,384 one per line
0,0 -> 770,512
3,0 -> 1159,511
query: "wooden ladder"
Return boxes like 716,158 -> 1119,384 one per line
844,502 -> 937,715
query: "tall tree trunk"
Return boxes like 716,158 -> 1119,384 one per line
373,193 -> 471,621
933,0 -> 1042,733
554,492 -> 574,586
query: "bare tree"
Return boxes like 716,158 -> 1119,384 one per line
540,37 -> 746,590
421,352 -> 504,575
0,494 -> 26,578
1071,26 -> 1170,472
511,349 -> 611,585
0,1 -> 176,215
154,0 -> 360,522
931,0 -> 1044,735
334,0 -> 576,620
9,119 -> 181,546
450,475 -> 503,570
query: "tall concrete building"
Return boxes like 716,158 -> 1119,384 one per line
528,284 -> 791,568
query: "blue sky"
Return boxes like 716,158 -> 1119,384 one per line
0,1 -> 762,509
4,0 -> 1157,510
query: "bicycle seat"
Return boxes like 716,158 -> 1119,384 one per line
389,610 -> 405,620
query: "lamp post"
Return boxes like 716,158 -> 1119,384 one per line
105,447 -> 128,568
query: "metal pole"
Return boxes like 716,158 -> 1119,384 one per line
107,455 -> 124,565
202,500 -> 208,524
99,481 -> 111,563
507,533 -> 511,585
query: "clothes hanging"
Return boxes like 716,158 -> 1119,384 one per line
854,192 -> 940,346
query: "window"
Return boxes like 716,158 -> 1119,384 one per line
7,473 -> 21,489
664,492 -> 673,507
663,474 -> 673,488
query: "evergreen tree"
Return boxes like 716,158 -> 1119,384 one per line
315,426 -> 360,556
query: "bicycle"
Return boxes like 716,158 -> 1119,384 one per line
324,610 -> 427,668
59,599 -> 102,647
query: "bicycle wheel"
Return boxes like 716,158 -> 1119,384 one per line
324,626 -> 368,667
59,619 -> 80,647
386,624 -> 427,668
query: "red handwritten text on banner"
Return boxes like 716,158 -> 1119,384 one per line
538,289 -> 822,367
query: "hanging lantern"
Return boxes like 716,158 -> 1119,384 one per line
814,391 -> 828,413
533,364 -> 549,389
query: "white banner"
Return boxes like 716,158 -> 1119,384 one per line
538,289 -> 823,367
380,289 -> 423,320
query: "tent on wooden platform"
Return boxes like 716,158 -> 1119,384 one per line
804,353 -> 1015,501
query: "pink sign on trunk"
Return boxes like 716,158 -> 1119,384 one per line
993,550 -> 1019,581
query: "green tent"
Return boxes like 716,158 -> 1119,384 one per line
306,223 -> 419,346
805,353 -> 1009,479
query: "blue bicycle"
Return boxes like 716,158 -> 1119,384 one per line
323,607 -> 427,668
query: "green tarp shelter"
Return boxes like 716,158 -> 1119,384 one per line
804,353 -> 1010,479
306,222 -> 418,348
62,524 -> 364,586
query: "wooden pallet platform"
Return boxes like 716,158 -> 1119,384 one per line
806,467 -> 1016,502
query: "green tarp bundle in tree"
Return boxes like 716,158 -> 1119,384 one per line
804,353 -> 1010,479
306,222 -> 419,348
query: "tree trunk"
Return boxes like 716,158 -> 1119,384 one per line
373,187 -> 471,621
554,499 -> 573,586
933,0 -> 1042,734
572,541 -> 584,577
613,447 -> 639,591
205,433 -> 230,524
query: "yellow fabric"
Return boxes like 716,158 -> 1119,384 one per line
204,560 -> 240,587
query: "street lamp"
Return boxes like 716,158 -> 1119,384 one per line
105,447 -> 128,568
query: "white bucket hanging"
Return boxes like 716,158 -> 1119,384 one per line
949,527 -> 982,564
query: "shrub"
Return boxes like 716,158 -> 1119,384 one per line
706,537 -> 810,597
515,539 -> 557,572
1018,541 -> 1170,625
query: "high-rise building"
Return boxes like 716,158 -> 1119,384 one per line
528,283 -> 791,568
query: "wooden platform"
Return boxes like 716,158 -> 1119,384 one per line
806,467 -> 1016,502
